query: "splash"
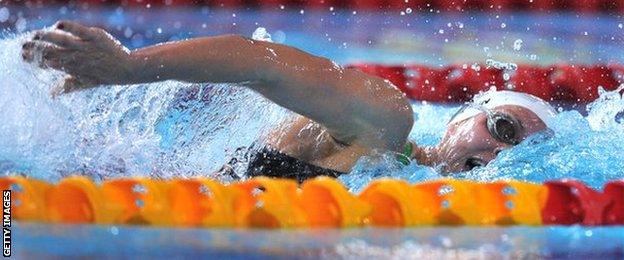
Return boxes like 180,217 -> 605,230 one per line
1,31 -> 623,190
251,27 -> 273,42
455,86 -> 624,188
0,34 -> 288,182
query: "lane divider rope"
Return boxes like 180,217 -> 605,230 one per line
348,63 -> 624,103
2,176 -> 622,228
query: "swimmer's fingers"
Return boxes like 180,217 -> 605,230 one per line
34,30 -> 84,49
51,76 -> 89,98
54,20 -> 97,40
22,40 -> 71,70
21,41 -> 36,62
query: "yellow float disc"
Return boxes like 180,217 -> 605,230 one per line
0,176 -> 51,222
232,177 -> 307,228
168,178 -> 238,227
298,177 -> 371,227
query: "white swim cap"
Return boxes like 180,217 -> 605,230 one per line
448,90 -> 558,129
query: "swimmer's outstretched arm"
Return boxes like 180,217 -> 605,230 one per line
22,21 -> 413,151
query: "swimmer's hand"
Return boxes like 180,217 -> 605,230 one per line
21,20 -> 136,98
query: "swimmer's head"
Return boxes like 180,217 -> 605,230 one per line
431,90 -> 557,173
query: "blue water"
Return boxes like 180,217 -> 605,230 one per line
1,8 -> 623,188
14,223 -> 624,259
1,7 -> 624,259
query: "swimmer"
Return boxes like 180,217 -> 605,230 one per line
21,21 -> 557,181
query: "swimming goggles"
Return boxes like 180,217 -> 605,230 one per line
448,103 -> 524,145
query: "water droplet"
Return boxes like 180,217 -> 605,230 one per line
110,226 -> 119,235
513,39 -> 523,51
502,185 -> 517,195
124,27 -> 133,38
505,200 -> 514,209
9,183 -> 22,192
252,186 -> 265,196
132,184 -> 146,193
440,237 -> 453,247
0,7 -> 9,23
252,27 -> 273,42
438,185 -> 453,195
15,17 -> 27,33
199,185 -> 212,197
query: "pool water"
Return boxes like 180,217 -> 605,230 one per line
1,8 -> 623,188
14,223 -> 624,259
0,7 -> 623,259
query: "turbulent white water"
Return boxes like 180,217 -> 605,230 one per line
0,34 -> 288,182
1,32 -> 623,189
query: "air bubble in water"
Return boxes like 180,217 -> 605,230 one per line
500,23 -> 506,28
252,27 -> 273,42
405,8 -> 412,14
530,54 -> 538,61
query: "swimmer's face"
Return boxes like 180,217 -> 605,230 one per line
434,105 -> 547,174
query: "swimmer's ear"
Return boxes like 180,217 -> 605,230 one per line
51,76 -> 85,98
